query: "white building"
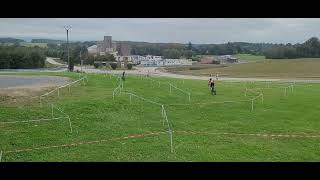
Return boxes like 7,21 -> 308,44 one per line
130,55 -> 146,65
87,45 -> 98,54
145,55 -> 163,61
140,58 -> 192,67
164,59 -> 192,66
140,60 -> 157,67
217,55 -> 238,64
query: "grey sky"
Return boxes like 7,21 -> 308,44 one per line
0,18 -> 319,44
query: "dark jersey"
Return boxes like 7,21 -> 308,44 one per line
210,81 -> 215,87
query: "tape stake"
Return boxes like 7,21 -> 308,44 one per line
67,116 -> 73,134
251,99 -> 254,112
169,130 -> 173,153
261,94 -> 264,104
161,105 -> 164,117
188,93 -> 191,102
51,104 -> 54,120
129,94 -> 132,104
0,151 -> 2,162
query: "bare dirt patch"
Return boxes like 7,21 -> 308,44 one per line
0,75 -> 70,104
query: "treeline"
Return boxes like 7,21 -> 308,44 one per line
0,38 -> 25,44
128,41 -> 276,59
0,46 -> 45,69
44,42 -> 94,66
263,37 -> 320,59
31,39 -> 66,44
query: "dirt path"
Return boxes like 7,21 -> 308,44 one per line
46,57 -> 66,66
73,66 -> 320,83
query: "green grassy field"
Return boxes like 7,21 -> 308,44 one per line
1,72 -> 320,161
20,42 -> 48,48
234,54 -> 266,62
166,57 -> 320,79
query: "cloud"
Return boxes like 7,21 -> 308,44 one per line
0,18 -> 319,44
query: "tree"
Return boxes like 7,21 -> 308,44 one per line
183,50 -> 193,59
163,49 -> 181,59
84,54 -> 95,65
127,63 -> 133,70
110,62 -> 117,70
0,46 -> 45,69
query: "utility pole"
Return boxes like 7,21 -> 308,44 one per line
64,25 -> 72,71
80,50 -> 83,72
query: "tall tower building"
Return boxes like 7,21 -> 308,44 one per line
119,42 -> 131,56
104,36 -> 112,49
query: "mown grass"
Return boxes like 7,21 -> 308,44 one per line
1,72 -> 320,161
165,58 -> 320,79
20,42 -> 48,48
234,54 -> 266,62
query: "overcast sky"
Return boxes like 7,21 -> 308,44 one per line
0,18 -> 320,44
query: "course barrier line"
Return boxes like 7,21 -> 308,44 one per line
112,75 -> 124,99
39,76 -> 87,107
141,75 -> 189,101
167,99 -> 252,106
169,83 -> 191,102
0,104 -> 72,133
161,105 -> 173,152
120,90 -> 173,152
3,131 -> 167,154
124,92 -> 163,106
0,117 -> 68,124
52,104 -> 73,133
174,130 -> 320,139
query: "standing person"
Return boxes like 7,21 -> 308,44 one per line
208,78 -> 216,95
122,71 -> 125,81
208,78 -> 212,89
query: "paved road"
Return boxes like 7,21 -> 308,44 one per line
46,57 -> 66,66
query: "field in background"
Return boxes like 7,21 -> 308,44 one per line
20,42 -> 48,48
235,54 -> 266,62
1,72 -> 320,161
166,57 -> 320,79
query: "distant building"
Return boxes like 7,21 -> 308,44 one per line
164,59 -> 192,66
140,57 -> 192,67
218,55 -> 238,64
118,42 -> 131,56
87,45 -> 98,54
130,55 -> 146,64
95,36 -> 118,56
200,56 -> 220,64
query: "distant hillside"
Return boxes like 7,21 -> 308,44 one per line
0,38 -> 25,44
31,39 -> 66,44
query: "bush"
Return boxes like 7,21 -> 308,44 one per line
127,63 -> 133,70
110,62 -> 117,70
0,46 -> 45,69
93,62 -> 102,68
